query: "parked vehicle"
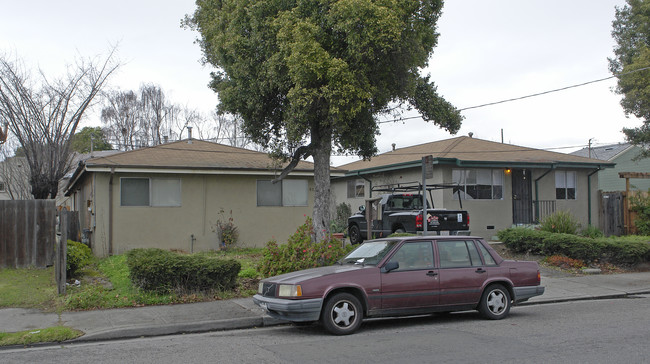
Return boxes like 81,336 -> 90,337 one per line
347,182 -> 469,244
253,236 -> 544,335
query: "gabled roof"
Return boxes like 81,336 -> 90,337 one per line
339,136 -> 614,175
83,139 -> 317,171
570,143 -> 633,161
65,139 -> 342,195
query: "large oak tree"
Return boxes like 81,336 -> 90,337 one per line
186,0 -> 463,241
609,0 -> 650,158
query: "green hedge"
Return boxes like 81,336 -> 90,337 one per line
67,240 -> 93,277
497,228 -> 650,265
126,249 -> 241,294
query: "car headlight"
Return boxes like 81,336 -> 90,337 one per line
278,284 -> 302,297
258,282 -> 264,295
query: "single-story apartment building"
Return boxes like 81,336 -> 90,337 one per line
332,136 -> 615,240
64,139 -> 344,257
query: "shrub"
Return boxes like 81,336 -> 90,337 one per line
213,209 -> 239,249
579,225 -> 604,238
258,217 -> 356,277
331,202 -> 352,233
498,227 -> 650,265
126,249 -> 241,294
629,191 -> 650,235
539,211 -> 581,234
497,227 -> 547,254
66,240 -> 93,277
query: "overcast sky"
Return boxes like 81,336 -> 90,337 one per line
0,0 -> 641,166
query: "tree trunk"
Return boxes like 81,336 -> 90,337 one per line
311,130 -> 332,243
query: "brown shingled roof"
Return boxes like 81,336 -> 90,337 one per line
85,139 -> 316,171
340,136 -> 612,171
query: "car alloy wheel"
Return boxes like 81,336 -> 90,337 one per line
479,284 -> 511,320
321,292 -> 363,335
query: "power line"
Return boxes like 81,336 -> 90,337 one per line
378,66 -> 650,124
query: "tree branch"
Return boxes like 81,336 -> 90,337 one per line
272,145 -> 312,183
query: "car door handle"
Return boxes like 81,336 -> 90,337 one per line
475,268 -> 486,274
426,271 -> 438,277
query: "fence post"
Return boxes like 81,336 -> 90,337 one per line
56,212 -> 68,295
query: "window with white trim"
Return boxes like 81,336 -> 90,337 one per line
257,179 -> 308,206
555,171 -> 576,200
452,169 -> 504,200
120,178 -> 181,207
347,179 -> 365,198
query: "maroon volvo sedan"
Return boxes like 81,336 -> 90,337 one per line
253,236 -> 544,335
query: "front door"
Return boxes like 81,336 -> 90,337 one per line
512,169 -> 533,224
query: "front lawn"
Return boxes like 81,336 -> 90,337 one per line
0,247 -> 264,312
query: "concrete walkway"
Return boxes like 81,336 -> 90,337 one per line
1,271 -> 649,343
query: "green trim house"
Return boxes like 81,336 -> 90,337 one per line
332,136 -> 614,240
571,143 -> 650,192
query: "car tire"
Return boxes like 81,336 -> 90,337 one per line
478,284 -> 511,320
349,225 -> 363,245
321,293 -> 364,335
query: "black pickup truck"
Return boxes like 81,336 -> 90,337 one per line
347,183 -> 470,244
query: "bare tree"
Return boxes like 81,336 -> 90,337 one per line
101,90 -> 138,150
0,51 -> 119,199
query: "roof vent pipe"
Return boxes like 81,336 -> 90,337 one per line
392,143 -> 396,151
468,132 -> 473,138
187,127 -> 193,144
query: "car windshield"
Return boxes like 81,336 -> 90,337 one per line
339,240 -> 399,265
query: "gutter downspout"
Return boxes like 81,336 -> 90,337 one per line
108,168 -> 115,256
587,168 -> 602,226
534,166 -> 555,222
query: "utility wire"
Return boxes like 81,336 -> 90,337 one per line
378,66 -> 650,124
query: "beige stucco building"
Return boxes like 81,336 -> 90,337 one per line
332,136 -> 614,241
65,139 -> 342,257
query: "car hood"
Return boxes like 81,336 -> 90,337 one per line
263,264 -> 369,285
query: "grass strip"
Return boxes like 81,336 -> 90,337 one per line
0,326 -> 84,346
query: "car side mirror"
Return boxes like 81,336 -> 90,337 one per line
359,205 -> 365,212
382,261 -> 399,273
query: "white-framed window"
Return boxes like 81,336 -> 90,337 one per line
257,179 -> 308,207
452,169 -> 504,200
120,177 -> 181,207
555,171 -> 576,200
347,179 -> 365,198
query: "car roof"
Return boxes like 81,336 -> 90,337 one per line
369,235 -> 484,242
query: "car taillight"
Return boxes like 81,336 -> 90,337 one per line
537,270 -> 541,284
416,213 -> 423,228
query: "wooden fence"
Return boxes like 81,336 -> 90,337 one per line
0,200 -> 80,269
0,200 -> 57,268
599,191 -> 624,237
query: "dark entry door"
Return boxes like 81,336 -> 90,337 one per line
512,169 -> 533,224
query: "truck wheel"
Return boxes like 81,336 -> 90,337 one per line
349,225 -> 363,244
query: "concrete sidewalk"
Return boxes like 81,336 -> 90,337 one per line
1,271 -> 649,343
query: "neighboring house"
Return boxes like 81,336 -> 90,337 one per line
0,156 -> 31,200
332,136 -> 614,240
57,150 -> 122,209
570,143 -> 650,192
64,139 -> 343,257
